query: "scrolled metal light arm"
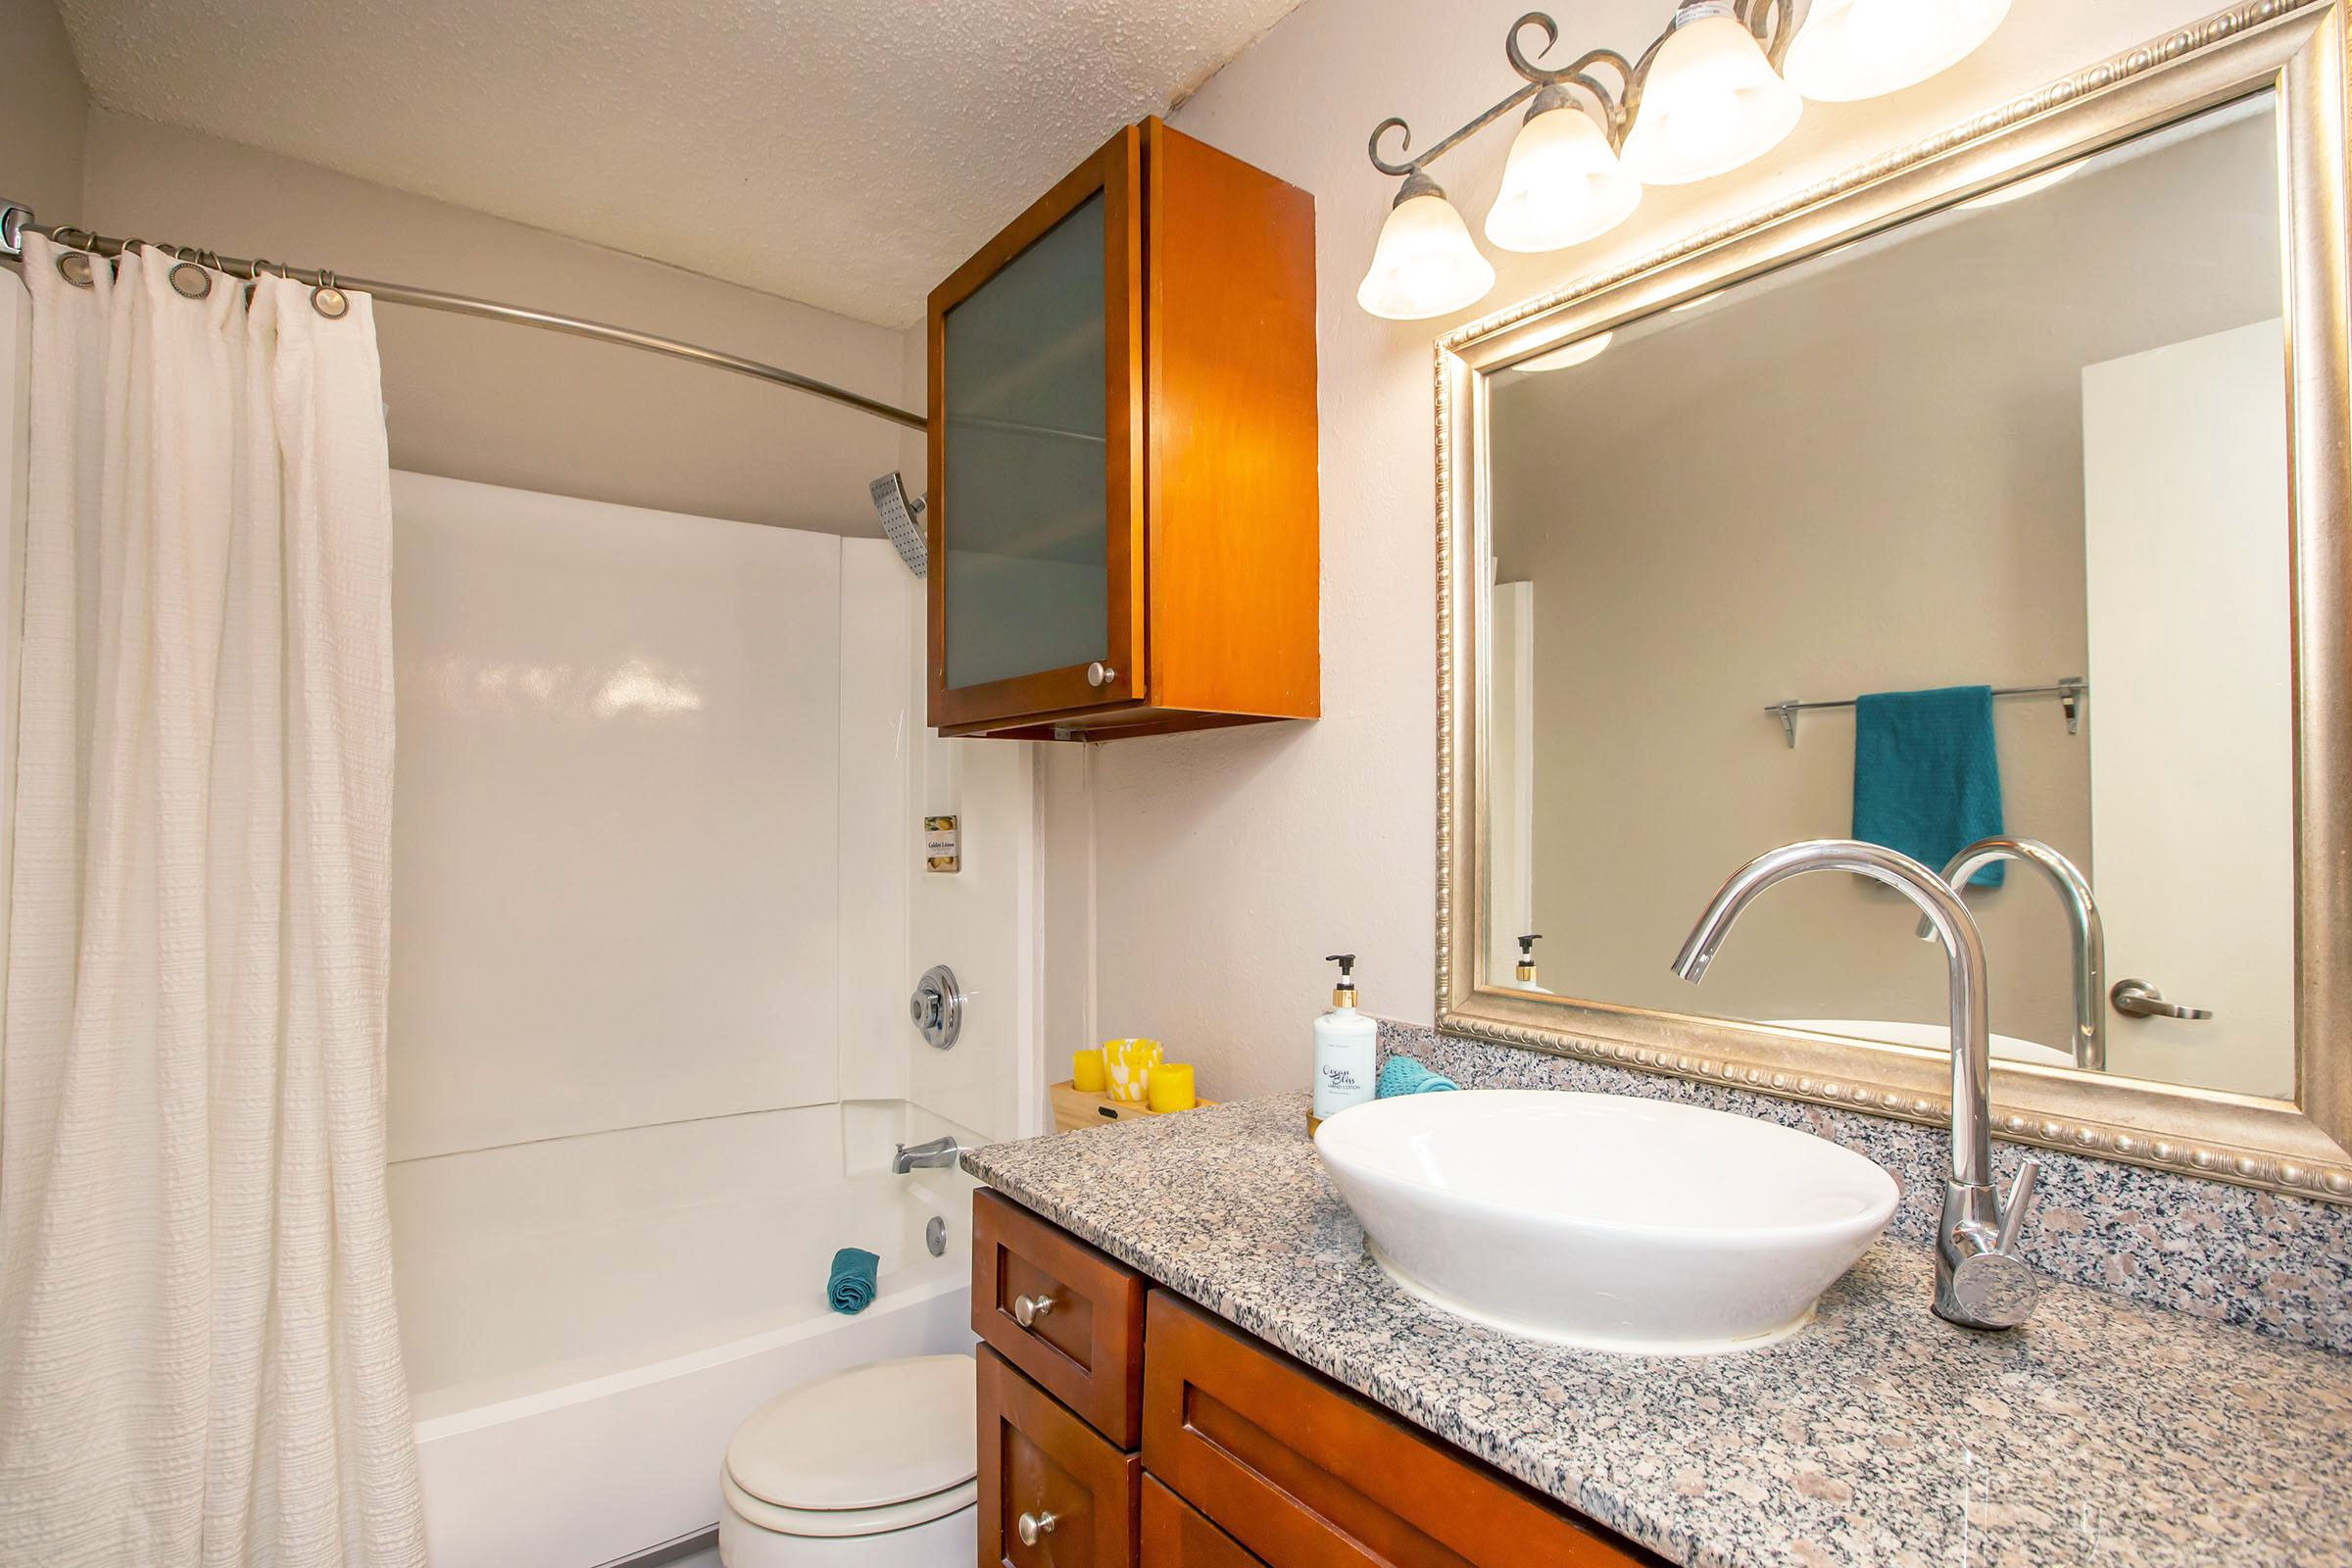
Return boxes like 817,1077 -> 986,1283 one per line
1365,1 -> 1799,180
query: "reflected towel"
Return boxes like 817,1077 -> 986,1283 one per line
1377,1056 -> 1460,1098
827,1247 -> 880,1315
1853,685 -> 2004,888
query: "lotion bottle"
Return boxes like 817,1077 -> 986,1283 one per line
1510,933 -> 1549,993
1311,953 -> 1378,1134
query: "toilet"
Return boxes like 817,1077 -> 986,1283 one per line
717,1354 -> 978,1567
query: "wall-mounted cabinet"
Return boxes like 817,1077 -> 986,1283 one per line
926,118 -> 1318,740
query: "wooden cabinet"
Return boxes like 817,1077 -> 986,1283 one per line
1143,1478 -> 1268,1568
925,117 -> 1317,740
974,1188 -> 1149,1448
980,1347 -> 1141,1567
1143,1292 -> 1659,1568
971,1192 -> 1665,1568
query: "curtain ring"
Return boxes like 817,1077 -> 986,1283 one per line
311,268 -> 349,320
55,251 -> 94,288
170,257 -> 213,300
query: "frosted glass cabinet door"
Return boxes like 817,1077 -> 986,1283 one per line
928,127 -> 1142,730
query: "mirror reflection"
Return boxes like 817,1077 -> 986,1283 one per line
1484,93 -> 2291,1100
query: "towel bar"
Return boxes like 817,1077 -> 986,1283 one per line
1767,678 -> 2085,748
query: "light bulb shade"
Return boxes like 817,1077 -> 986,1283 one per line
1783,0 -> 2009,102
1619,14 -> 1803,185
1519,330 -> 1613,371
1356,189 -> 1497,319
1484,103 -> 1643,253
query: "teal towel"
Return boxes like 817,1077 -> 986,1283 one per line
1377,1055 -> 1459,1098
1853,685 -> 2004,888
827,1247 -> 879,1315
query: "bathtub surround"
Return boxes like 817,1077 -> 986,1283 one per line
1379,1020 -> 2352,1356
378,473 -> 1014,1565
0,236 -> 422,1563
966,1099 -> 2352,1568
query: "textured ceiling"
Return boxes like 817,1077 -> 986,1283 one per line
54,0 -> 1305,327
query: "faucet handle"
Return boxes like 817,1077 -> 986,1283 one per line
1950,1158 -> 2043,1329
1949,1248 -> 2039,1329
1993,1157 -> 2041,1252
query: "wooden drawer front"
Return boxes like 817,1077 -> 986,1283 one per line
1142,1477 -> 1267,1568
980,1347 -> 1142,1568
1143,1292 -> 1657,1568
975,1189 -> 1148,1447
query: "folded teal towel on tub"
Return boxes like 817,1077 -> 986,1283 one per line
1853,684 -> 2005,888
827,1247 -> 879,1314
1377,1055 -> 1459,1098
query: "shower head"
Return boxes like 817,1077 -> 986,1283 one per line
868,473 -> 928,578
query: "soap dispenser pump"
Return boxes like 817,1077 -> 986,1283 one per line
1513,933 -> 1544,991
1310,954 -> 1378,1135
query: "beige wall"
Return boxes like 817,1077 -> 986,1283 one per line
1488,107 -> 2280,1045
1067,0 -> 2247,1102
76,110 -> 912,535
0,0 -> 85,222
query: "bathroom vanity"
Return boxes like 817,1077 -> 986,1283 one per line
964,1098 -> 2352,1568
969,1185 -> 1654,1567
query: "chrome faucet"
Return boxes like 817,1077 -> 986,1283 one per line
1918,837 -> 2105,1072
1672,839 -> 2042,1331
891,1135 -> 963,1174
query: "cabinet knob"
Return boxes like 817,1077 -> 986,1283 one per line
1016,1509 -> 1059,1546
1012,1293 -> 1056,1328
1086,662 -> 1116,688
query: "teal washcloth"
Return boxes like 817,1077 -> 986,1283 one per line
1377,1055 -> 1459,1098
827,1247 -> 879,1314
1853,685 -> 2004,888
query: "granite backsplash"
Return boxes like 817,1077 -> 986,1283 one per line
1381,1020 -> 2352,1356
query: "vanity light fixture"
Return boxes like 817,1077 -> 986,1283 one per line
1357,169 -> 1498,319
1955,158 -> 2084,211
1357,2 -> 2012,319
1486,86 -> 1643,253
1782,0 -> 2011,103
1518,331 -> 1614,370
1617,3 -> 1803,185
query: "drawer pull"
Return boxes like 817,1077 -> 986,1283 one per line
1016,1508 -> 1059,1545
1013,1293 -> 1057,1328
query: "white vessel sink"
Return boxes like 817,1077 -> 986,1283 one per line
1771,1017 -> 2076,1070
1314,1091 -> 1897,1354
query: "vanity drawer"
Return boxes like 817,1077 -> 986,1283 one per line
975,1188 -> 1150,1447
1143,1291 -> 1659,1568
980,1345 -> 1142,1568
1142,1477 -> 1268,1567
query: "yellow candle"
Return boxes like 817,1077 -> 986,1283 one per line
1071,1049 -> 1107,1093
1147,1062 -> 1196,1113
1103,1038 -> 1161,1102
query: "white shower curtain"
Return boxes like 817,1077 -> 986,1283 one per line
0,234 -> 424,1565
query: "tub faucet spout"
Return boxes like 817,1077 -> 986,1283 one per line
1671,839 -> 2042,1332
892,1136 -> 962,1174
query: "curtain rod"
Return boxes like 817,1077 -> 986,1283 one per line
0,201 -> 927,433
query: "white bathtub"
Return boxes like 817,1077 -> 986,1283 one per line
392,1110 -> 978,1568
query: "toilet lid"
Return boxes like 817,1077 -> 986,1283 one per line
725,1354 -> 977,1512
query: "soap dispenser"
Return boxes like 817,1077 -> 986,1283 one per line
1512,933 -> 1547,993
1311,954 -> 1378,1135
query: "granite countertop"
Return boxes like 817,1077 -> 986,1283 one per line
963,1095 -> 2352,1568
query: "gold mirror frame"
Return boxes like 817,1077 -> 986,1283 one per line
1437,0 -> 2352,1203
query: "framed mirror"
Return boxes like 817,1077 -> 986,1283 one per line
1437,0 -> 2352,1200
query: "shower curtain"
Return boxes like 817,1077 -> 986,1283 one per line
0,234 -> 424,1565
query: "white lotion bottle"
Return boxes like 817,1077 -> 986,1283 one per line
1311,953 -> 1378,1134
